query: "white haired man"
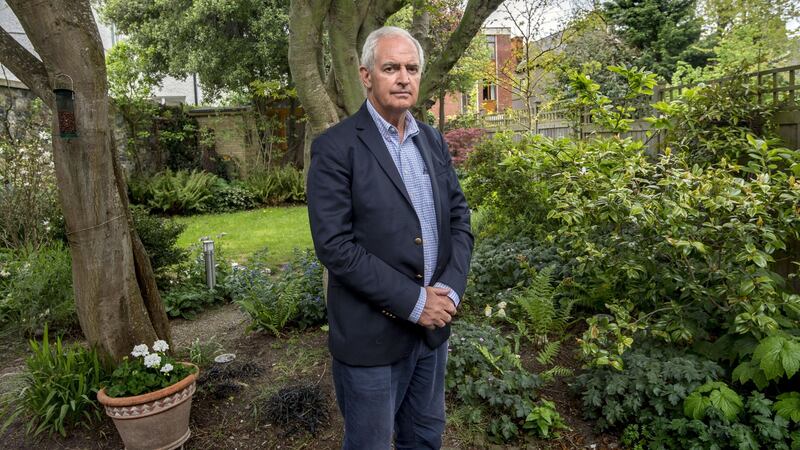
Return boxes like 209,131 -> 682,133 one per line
307,26 -> 473,449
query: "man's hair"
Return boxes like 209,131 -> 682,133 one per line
360,26 -> 425,73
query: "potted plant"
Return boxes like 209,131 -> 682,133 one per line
97,340 -> 199,450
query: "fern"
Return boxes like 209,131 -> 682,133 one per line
514,266 -> 574,340
536,341 -> 561,365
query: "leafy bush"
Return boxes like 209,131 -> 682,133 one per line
162,283 -> 220,320
206,180 -> 258,213
234,248 -> 325,335
624,392 -> 799,450
446,321 -> 564,443
161,240 -> 234,319
0,99 -> 59,249
572,340 -> 724,432
130,169 -> 220,214
0,244 -> 77,335
444,128 -> 485,166
243,166 -> 306,206
1,327 -> 105,437
648,77 -> 779,166
130,206 -> 187,288
468,235 -> 567,304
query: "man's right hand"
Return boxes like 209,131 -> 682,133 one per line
418,286 -> 456,330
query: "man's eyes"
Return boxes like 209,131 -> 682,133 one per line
383,65 -> 419,73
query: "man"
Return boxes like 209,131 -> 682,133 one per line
307,26 -> 473,449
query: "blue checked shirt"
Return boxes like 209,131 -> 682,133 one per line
366,100 -> 460,323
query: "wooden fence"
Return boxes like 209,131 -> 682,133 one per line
483,64 -> 800,150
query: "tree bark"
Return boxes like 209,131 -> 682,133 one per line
1,0 -> 170,363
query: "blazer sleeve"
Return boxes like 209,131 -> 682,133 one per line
432,128 -> 474,299
307,134 -> 421,319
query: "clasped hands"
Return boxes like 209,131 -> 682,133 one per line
418,286 -> 456,330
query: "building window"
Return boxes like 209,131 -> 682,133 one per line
482,83 -> 496,101
486,35 -> 496,61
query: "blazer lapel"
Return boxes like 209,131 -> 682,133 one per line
355,105 -> 413,207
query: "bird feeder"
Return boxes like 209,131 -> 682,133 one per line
53,74 -> 77,139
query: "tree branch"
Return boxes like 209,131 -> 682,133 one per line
289,0 -> 340,136
329,0 -> 366,115
0,26 -> 54,107
417,0 -> 504,112
357,0 -> 408,51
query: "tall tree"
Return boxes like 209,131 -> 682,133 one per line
603,0 -> 708,80
288,0 -> 504,169
701,0 -> 799,73
101,0 -> 300,168
0,0 -> 170,362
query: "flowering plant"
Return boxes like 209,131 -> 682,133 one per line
104,340 -> 196,397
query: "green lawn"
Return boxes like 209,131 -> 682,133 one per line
175,206 -> 312,266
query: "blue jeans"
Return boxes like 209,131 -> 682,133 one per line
332,339 -> 447,450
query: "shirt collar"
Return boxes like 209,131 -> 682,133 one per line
366,99 -> 419,142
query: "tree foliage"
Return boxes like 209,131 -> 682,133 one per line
101,0 -> 290,99
603,0 -> 710,80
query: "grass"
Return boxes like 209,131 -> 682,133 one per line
175,206 -> 312,266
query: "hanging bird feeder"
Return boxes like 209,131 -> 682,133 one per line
53,74 -> 77,139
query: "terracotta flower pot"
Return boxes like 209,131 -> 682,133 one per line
97,364 -> 199,450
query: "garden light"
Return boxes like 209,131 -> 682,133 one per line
202,239 -> 216,289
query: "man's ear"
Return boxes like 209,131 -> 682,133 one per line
359,66 -> 372,89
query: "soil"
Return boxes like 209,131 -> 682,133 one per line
0,304 -> 620,449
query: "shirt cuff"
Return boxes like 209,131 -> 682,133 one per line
434,282 -> 460,307
408,287 -> 427,323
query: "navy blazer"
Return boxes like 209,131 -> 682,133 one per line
307,102 -> 473,366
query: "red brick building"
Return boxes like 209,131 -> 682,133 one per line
429,27 -> 517,125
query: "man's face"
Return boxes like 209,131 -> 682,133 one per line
360,35 -> 421,122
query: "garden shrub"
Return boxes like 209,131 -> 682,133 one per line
648,77 -> 779,166
572,340 -> 724,431
0,99 -> 59,249
206,180 -> 259,213
129,169 -> 220,214
468,234 -> 567,304
130,206 -> 187,289
446,321 -> 565,443
444,128 -> 485,166
161,240 -> 235,319
0,244 -> 77,335
0,327 -> 106,437
622,391 -> 799,449
243,166 -> 306,206
234,248 -> 325,336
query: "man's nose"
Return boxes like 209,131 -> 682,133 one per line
397,68 -> 410,84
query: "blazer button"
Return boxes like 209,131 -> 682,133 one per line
414,237 -> 423,245
416,273 -> 423,280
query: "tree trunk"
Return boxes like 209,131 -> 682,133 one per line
0,0 -> 170,363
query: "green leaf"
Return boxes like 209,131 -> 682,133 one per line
753,335 -> 800,380
684,391 -> 709,419
709,385 -> 743,420
774,392 -> 800,423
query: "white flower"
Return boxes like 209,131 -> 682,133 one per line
579,166 -> 588,175
152,340 -> 169,353
0,270 -> 9,277
144,353 -> 161,368
497,301 -> 507,309
496,308 -> 506,318
160,363 -> 174,374
484,305 -> 492,317
131,344 -> 149,358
